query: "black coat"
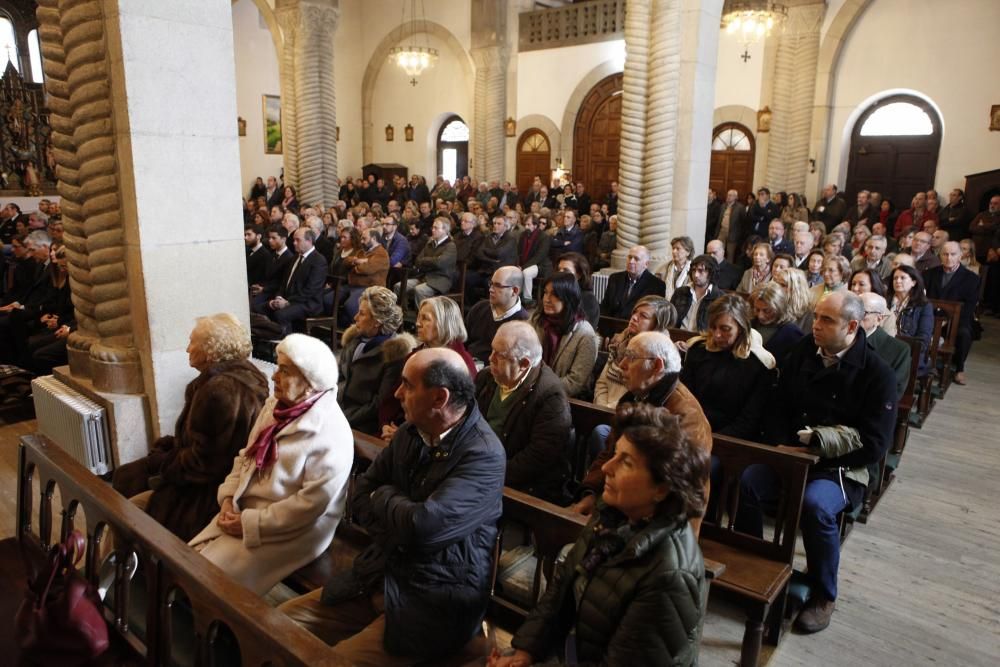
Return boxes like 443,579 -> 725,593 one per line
261,247 -> 295,297
453,228 -> 483,265
474,364 -> 571,503
748,201 -> 780,239
474,232 -> 518,273
512,504 -> 705,666
680,341 -> 773,440
813,195 -> 848,233
346,405 -> 506,658
600,270 -> 667,319
277,250 -> 327,315
670,285 -> 721,332
517,230 -> 552,277
923,265 -> 979,331
765,331 -> 896,476
715,259 -> 742,291
246,246 -> 270,286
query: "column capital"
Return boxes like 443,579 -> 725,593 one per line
276,0 -> 340,36
471,44 -> 509,70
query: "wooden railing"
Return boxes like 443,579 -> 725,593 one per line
519,0 -> 626,52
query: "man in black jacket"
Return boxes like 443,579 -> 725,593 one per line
261,227 -> 327,333
600,245 -> 667,318
924,241 -> 979,384
244,224 -> 269,287
737,291 -> 896,633
671,255 -> 721,332
281,349 -> 506,664
748,187 -> 780,239
475,321 -> 571,503
706,240 -> 741,290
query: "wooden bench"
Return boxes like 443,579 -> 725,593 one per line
928,298 -> 962,396
568,398 -> 616,482
596,315 -> 629,348
669,327 -> 700,345
305,274 -> 346,351
17,434 -> 343,667
913,309 -> 946,425
699,434 -> 817,667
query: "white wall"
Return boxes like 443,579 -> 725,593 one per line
713,33 -> 764,111
368,32 -> 472,180
825,0 -> 1000,191
232,0 -> 283,195
333,1 -> 364,178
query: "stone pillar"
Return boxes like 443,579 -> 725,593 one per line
36,0 -> 249,462
276,0 -> 340,207
613,0 -> 722,267
471,0 -> 508,183
765,2 -> 824,196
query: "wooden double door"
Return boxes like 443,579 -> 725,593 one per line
573,73 -> 622,206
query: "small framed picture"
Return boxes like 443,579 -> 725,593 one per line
386,124 -> 395,141
237,116 -> 246,137
262,95 -> 282,154
405,124 -> 414,142
990,105 -> 1000,131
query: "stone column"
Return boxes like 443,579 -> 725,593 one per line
765,2 -> 824,196
471,0 -> 508,184
275,0 -> 340,207
35,0 -> 249,462
613,0 -> 722,267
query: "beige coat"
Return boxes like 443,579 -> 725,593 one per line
189,390 -> 353,595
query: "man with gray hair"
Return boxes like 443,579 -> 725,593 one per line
706,239 -> 741,290
850,234 -> 892,279
793,230 -> 815,270
910,231 -> 940,272
860,292 -> 911,396
738,290 -> 896,633
0,230 -> 53,362
572,331 -> 712,520
474,320 -> 572,503
600,244 -> 666,318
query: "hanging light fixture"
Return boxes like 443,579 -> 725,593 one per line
388,0 -> 438,83
721,0 -> 787,46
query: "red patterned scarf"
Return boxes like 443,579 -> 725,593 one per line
245,391 -> 327,470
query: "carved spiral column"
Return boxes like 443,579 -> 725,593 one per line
615,0 -> 682,266
277,0 -> 340,208
765,2 -> 823,195
36,0 -> 141,393
471,45 -> 508,184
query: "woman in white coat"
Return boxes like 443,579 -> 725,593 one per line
189,334 -> 353,595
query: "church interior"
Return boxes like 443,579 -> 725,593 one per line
0,0 -> 998,665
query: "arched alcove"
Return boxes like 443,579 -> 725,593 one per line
709,122 -> 755,202
560,59 -> 624,179
571,72 -> 623,204
515,128 -> 551,196
436,115 -> 469,184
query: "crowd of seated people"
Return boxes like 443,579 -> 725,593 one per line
55,172 -> 995,665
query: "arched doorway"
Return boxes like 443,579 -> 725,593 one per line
709,122 -> 755,202
845,94 -> 942,210
572,72 -> 622,205
437,115 -> 469,185
516,129 -> 551,197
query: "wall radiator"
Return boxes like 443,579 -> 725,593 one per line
32,375 -> 112,475
591,272 -> 609,303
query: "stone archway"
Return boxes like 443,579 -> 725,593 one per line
361,21 -> 474,165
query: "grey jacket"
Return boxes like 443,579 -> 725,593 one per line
533,318 -> 599,398
413,236 -> 457,294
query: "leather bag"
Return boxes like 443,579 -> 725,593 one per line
15,530 -> 110,665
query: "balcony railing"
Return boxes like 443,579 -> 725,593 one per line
519,0 -> 626,52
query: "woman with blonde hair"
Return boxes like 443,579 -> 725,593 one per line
810,254 -> 851,305
751,281 -> 805,365
337,286 -> 417,434
112,313 -> 269,541
781,267 -> 815,330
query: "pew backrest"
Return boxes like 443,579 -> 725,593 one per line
17,434 -> 343,667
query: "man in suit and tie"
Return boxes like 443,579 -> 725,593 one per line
768,219 -> 794,256
924,241 -> 979,385
792,230 -> 815,270
599,245 -> 667,319
0,230 -> 51,362
263,227 -> 327,334
716,189 -> 747,263
251,225 -> 294,310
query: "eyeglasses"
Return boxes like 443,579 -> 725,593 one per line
864,311 -> 884,317
489,282 -> 514,290
621,351 -> 657,362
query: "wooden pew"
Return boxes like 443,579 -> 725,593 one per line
913,310 -> 946,425
17,434 -> 343,667
669,327 -> 700,345
699,434 -> 818,667
305,274 -> 345,351
568,398 -> 615,482
928,298 -> 962,396
596,315 -> 629,349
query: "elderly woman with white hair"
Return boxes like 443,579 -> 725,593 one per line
189,334 -> 353,595
112,313 -> 269,541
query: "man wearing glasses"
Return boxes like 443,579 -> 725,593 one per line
463,266 -> 529,368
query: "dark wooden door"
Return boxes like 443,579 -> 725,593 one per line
516,130 -> 551,196
573,73 -> 622,205
845,95 -> 941,210
709,123 -> 755,201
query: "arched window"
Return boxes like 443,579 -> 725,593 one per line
436,115 -> 468,184
0,16 -> 17,72
709,122 -> 755,202
846,94 -> 942,212
27,29 -> 42,83
516,129 -> 551,196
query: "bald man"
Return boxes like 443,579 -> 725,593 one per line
281,348 -> 506,664
923,241 -> 979,384
600,244 -> 667,318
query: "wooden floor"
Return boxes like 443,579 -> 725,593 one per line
2,321 -> 999,665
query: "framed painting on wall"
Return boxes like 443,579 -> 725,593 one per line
263,95 -> 282,154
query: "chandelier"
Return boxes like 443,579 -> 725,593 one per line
721,1 -> 787,45
388,0 -> 438,82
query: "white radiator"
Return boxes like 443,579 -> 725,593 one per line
591,273 -> 609,303
32,375 -> 112,475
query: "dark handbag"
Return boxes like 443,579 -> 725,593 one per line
15,530 -> 110,665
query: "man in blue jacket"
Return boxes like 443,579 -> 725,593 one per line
736,291 -> 896,634
281,348 -> 506,664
